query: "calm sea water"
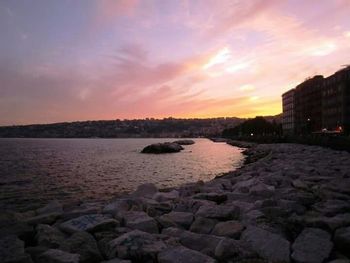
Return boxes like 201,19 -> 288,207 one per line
0,138 -> 243,211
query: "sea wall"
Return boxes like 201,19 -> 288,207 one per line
1,143 -> 350,263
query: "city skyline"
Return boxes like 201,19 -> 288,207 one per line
1,0 -> 350,125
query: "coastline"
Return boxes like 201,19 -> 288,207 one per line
2,143 -> 350,262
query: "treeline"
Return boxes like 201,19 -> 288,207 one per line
222,117 -> 282,137
222,116 -> 350,152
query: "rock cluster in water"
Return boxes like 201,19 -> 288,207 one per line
1,143 -> 350,263
141,140 -> 195,154
172,140 -> 195,146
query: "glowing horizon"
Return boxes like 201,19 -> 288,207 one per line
1,0 -> 350,125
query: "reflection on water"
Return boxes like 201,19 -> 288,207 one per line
0,138 -> 243,211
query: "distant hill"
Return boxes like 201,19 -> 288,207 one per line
0,117 -> 244,138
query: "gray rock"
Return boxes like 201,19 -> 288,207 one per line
60,231 -> 102,263
176,230 -> 223,257
26,212 -> 61,225
100,259 -> 132,263
153,190 -> 179,202
211,220 -> 244,239
141,143 -> 184,154
131,183 -> 158,198
292,228 -> 333,263
189,217 -> 217,234
107,230 -> 167,260
0,235 -> 33,263
335,226 -> 350,257
62,204 -> 101,220
37,249 -> 80,263
292,179 -> 309,190
249,183 -> 275,198
145,200 -> 173,217
242,225 -> 290,263
192,193 -> 227,204
214,238 -> 256,261
25,246 -> 48,262
122,211 -> 159,233
0,212 -> 34,240
195,204 -> 239,220
36,224 -> 65,248
302,213 -> 350,231
37,200 -> 63,215
158,212 -> 194,229
314,200 -> 350,217
187,199 -> 216,213
60,214 -> 119,234
172,139 -> 195,145
103,199 -> 131,215
327,260 -> 350,263
240,209 -> 264,225
158,246 -> 216,263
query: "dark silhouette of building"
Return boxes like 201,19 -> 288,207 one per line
322,66 -> 350,133
282,89 -> 295,134
282,66 -> 350,135
294,75 -> 324,134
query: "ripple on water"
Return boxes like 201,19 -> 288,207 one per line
0,138 -> 244,211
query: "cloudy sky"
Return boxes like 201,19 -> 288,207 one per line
1,0 -> 350,125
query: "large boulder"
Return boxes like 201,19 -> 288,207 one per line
241,225 -> 290,263
60,214 -> 119,234
0,235 -> 33,263
334,226 -> 350,257
36,200 -> 63,215
211,220 -> 244,239
195,204 -> 239,220
26,212 -> 62,225
106,230 -> 167,261
35,224 -> 65,248
189,217 -> 218,234
158,212 -> 194,229
158,246 -> 215,263
172,140 -> 195,145
131,183 -> 158,198
37,249 -> 80,263
192,193 -> 227,204
214,238 -> 257,261
60,231 -> 102,263
0,212 -> 34,241
291,228 -> 333,263
101,259 -> 131,263
122,211 -> 159,233
161,227 -> 221,256
141,142 -> 184,154
153,190 -> 179,202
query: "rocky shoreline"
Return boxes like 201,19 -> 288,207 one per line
1,143 -> 350,263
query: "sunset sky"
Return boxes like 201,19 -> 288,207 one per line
1,0 -> 350,125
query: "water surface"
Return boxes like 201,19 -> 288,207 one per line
0,138 -> 243,211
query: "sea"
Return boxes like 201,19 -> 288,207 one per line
0,138 -> 244,211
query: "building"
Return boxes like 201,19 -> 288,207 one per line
282,89 -> 295,135
322,66 -> 350,133
282,66 -> 350,135
294,75 -> 324,134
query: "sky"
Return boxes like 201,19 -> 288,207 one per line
0,0 -> 350,125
